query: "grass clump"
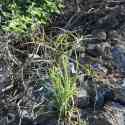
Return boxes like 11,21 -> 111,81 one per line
50,55 -> 79,124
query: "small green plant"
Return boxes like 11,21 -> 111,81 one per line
1,0 -> 63,34
49,55 -> 79,124
54,33 -> 75,51
52,32 -> 82,61
84,64 -> 97,78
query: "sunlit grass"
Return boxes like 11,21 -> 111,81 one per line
50,55 -> 79,124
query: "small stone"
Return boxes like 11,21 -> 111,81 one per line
86,44 -> 104,57
111,47 -> 125,73
98,15 -> 119,29
121,79 -> 125,87
114,88 -> 125,105
92,31 -> 107,41
109,30 -> 121,40
87,44 -> 96,50
97,31 -> 107,40
69,62 -> 77,74
95,87 -> 113,109
35,114 -> 57,125
89,117 -> 112,125
28,54 -> 41,59
77,88 -> 89,108
105,103 -> 125,125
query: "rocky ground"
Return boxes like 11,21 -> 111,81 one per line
1,0 -> 125,125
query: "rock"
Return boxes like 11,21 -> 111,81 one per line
102,42 -> 112,60
7,113 -> 16,124
88,117 -> 112,125
92,30 -> 107,41
80,109 -> 112,125
111,47 -> 125,73
113,88 -> 125,105
85,78 -> 96,97
0,117 -> 7,125
21,117 -> 34,125
86,44 -> 105,57
76,74 -> 90,108
119,24 -> 125,38
95,87 -> 113,109
69,62 -> 77,74
104,102 -> 125,125
121,79 -> 125,87
87,44 -> 96,50
0,60 -> 10,93
77,87 -> 89,108
28,54 -> 41,59
98,14 -> 119,30
109,30 -> 123,45
34,114 -> 57,125
96,31 -> 107,40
